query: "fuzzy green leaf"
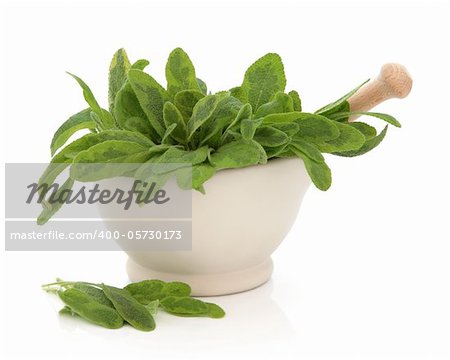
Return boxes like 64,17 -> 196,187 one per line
240,118 -> 263,140
128,69 -> 170,138
221,103 -> 253,143
174,90 -> 205,121
131,59 -> 149,70
163,102 -> 188,143
102,285 -> 155,332
270,122 -> 299,137
254,92 -> 293,118
329,111 -> 401,128
290,139 -> 324,162
58,288 -> 124,329
315,80 -> 369,115
290,146 -> 332,191
67,72 -> 115,130
312,122 -> 366,153
334,125 -> 388,157
114,81 -> 160,141
199,95 -> 242,147
37,177 -> 75,225
70,140 -> 150,181
196,78 -> 207,95
288,90 -> 302,112
50,109 -> 96,156
239,53 -> 286,110
108,48 -> 131,114
166,48 -> 200,97
187,94 -> 220,137
254,126 -> 289,147
209,140 -> 261,170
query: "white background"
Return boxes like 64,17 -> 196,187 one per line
0,0 -> 449,359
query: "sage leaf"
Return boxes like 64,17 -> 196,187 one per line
252,140 -> 268,164
254,126 -> 289,147
334,125 -> 388,157
131,59 -> 149,70
290,139 -> 324,162
70,140 -> 150,181
315,79 -> 369,116
154,146 -> 209,173
347,122 -> 377,140
328,111 -> 401,127
254,92 -> 293,118
163,102 -> 188,143
290,146 -> 332,191
40,130 -> 154,199
196,78 -> 207,94
176,163 -> 216,190
67,72 -> 115,130
163,282 -> 192,297
72,282 -> 114,308
114,82 -> 160,141
58,288 -> 124,329
291,113 -> 340,141
108,48 -> 131,114
161,123 -> 177,145
102,284 -> 156,332
166,47 -> 200,97
50,108 -> 96,156
124,280 -> 166,304
221,103 -> 252,143
265,143 -> 289,158
240,118 -> 263,140
191,163 -> 216,189
174,90 -> 205,120
160,296 -> 225,319
187,94 -> 220,138
144,300 -> 159,316
160,296 -> 209,316
37,177 -> 74,225
209,140 -> 260,170
288,90 -> 302,111
199,95 -> 243,147
128,69 -> 170,138
270,122 -> 299,137
239,53 -> 286,110
59,306 -> 76,316
312,122 -> 366,153
205,303 -> 226,319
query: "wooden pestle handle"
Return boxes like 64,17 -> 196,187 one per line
347,63 -> 412,120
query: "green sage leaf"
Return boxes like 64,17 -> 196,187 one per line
288,90 -> 302,111
108,48 -> 131,114
163,102 -> 188,143
128,69 -> 170,138
50,109 -> 96,156
209,140 -> 261,170
254,92 -> 293,118
334,125 -> 388,157
239,53 -> 286,110
315,80 -> 369,116
187,94 -> 220,138
102,284 -> 156,331
328,111 -> 401,127
58,288 -> 124,329
166,48 -> 200,97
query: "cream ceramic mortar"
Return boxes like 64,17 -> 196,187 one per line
100,63 -> 412,296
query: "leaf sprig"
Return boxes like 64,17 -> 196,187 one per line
39,48 -> 401,223
43,279 -> 225,332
